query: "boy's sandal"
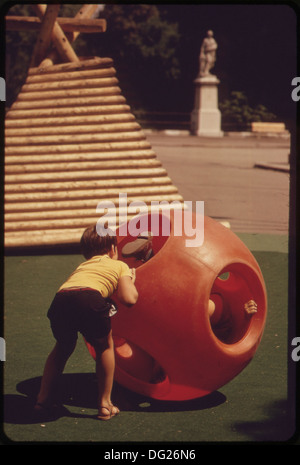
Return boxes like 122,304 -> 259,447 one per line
97,405 -> 120,421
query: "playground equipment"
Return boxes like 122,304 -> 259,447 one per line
5,5 -> 183,248
6,6 -> 267,400
86,211 -> 267,401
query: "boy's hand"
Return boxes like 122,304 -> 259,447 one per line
244,300 -> 258,315
130,268 -> 136,283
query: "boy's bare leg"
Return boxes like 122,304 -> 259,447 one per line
35,340 -> 76,409
95,330 -> 119,419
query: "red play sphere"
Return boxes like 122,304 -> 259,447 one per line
85,211 -> 267,401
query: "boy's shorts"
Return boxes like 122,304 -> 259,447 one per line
47,288 -> 115,346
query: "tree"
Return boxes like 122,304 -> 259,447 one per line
219,91 -> 277,130
87,4 -> 181,111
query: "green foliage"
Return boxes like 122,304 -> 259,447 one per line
94,4 -> 181,110
220,91 -> 277,128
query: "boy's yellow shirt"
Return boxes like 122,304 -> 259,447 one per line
59,254 -> 132,298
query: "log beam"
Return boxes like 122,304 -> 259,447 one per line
6,15 -> 107,34
30,4 -> 61,67
33,4 -> 79,63
39,4 -> 103,67
70,4 -> 104,42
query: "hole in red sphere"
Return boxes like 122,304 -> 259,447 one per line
114,337 -> 167,384
210,263 -> 266,344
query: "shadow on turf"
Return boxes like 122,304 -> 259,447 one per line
4,372 -> 226,424
232,398 -> 296,442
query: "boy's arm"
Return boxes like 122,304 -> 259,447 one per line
117,269 -> 138,306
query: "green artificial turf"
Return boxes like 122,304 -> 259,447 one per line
2,234 -> 297,444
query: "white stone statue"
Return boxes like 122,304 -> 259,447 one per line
198,30 -> 218,77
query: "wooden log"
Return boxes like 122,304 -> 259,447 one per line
4,233 -> 82,248
4,213 -> 145,231
6,210 -> 187,247
4,217 -> 107,231
34,4 -> 104,68
5,149 -> 155,164
5,129 -> 145,146
6,104 -> 131,119
26,67 -> 116,84
16,85 -> 122,101
4,167 -> 167,184
5,158 -> 161,174
5,203 -> 184,231
30,5 -> 61,67
38,53 -> 56,69
5,112 -> 135,128
21,76 -> 118,92
4,176 -> 174,193
5,139 -> 151,155
5,195 -> 184,216
5,185 -> 178,203
28,57 -> 113,75
5,204 -> 185,226
6,15 -> 107,33
5,121 -> 141,137
33,4 -> 79,63
10,94 -> 126,110
5,230 -> 81,238
71,4 -> 103,42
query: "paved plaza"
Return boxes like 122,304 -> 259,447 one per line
147,132 -> 291,236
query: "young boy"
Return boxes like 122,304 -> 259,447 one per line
34,225 -> 138,421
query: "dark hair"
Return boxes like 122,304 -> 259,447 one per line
80,224 -> 117,260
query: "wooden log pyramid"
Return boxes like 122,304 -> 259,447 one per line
5,5 -> 184,248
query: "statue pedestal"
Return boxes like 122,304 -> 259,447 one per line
191,75 -> 223,137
